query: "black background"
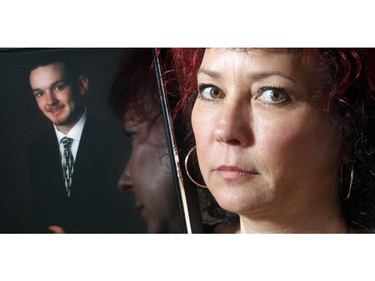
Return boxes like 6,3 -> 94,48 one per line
0,48 -> 134,232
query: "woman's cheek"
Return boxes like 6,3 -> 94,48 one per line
192,104 -> 215,146
192,111 -> 211,178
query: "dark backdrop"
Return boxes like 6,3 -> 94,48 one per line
0,48 -> 136,232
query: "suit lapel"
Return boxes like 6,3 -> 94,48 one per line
33,129 -> 67,200
41,130 -> 64,182
69,115 -> 100,197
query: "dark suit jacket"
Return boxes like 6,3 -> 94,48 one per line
28,114 -> 146,233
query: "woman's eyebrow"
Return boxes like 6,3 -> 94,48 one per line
198,68 -> 296,84
248,71 -> 297,83
197,68 -> 221,79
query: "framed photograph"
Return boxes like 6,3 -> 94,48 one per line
0,48 -> 204,233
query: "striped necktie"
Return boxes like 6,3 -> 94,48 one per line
61,137 -> 74,197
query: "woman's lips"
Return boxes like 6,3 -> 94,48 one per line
214,165 -> 259,181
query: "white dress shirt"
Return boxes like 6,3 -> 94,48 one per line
54,109 -> 87,166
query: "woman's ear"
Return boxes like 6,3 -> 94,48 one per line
78,75 -> 89,96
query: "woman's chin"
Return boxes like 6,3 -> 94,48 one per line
214,195 -> 247,215
213,190 -> 264,216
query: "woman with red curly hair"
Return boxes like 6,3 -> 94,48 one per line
169,48 -> 375,233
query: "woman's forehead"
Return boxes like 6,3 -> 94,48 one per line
199,48 -> 306,78
205,48 -> 292,56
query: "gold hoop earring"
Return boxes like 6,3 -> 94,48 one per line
340,162 -> 354,201
184,146 -> 207,188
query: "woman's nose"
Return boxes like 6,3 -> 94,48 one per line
213,100 -> 253,146
118,162 -> 133,192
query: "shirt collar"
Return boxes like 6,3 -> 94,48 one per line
54,108 -> 87,143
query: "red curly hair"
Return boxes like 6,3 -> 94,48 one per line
166,48 -> 375,231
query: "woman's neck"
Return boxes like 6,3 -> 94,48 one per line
239,195 -> 348,233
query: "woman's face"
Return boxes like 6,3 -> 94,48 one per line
192,49 -> 342,218
118,104 -> 181,233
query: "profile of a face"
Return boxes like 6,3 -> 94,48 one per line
192,49 -> 343,232
118,103 -> 182,233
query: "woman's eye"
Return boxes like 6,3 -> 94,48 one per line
257,87 -> 289,104
198,84 -> 224,101
126,132 -> 136,139
124,131 -> 139,144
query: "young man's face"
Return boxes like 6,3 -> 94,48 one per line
29,62 -> 88,133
